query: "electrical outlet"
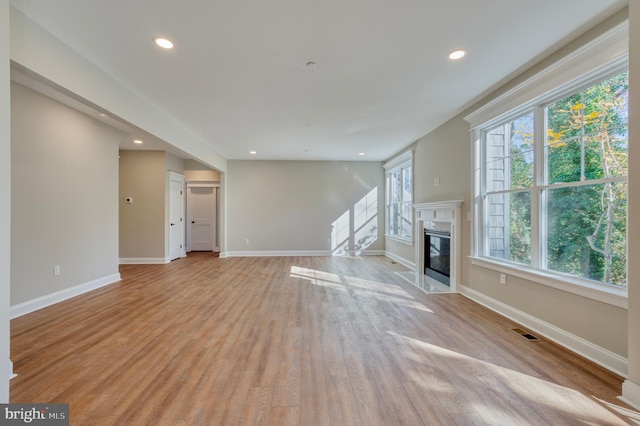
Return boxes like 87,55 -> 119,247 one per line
500,273 -> 506,285
245,238 -> 250,245
54,265 -> 61,276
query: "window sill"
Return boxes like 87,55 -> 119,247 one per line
469,256 -> 627,309
385,235 -> 414,246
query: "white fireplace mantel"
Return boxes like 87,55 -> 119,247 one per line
413,200 -> 463,293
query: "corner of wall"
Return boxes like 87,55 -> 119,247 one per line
620,380 -> 640,411
1,0 -> 12,403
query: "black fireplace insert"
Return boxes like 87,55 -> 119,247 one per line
424,229 -> 450,285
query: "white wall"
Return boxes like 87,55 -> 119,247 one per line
11,82 -> 123,307
226,161 -> 384,255
1,0 -> 11,404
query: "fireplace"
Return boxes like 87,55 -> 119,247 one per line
424,229 -> 451,285
413,200 -> 463,293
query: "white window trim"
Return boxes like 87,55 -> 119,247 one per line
384,150 -> 414,244
470,256 -> 627,309
465,20 -> 629,307
464,21 -> 628,130
385,234 -> 414,245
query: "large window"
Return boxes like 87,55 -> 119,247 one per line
384,151 -> 413,242
476,70 -> 628,289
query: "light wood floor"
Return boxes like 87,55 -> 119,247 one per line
10,253 -> 640,425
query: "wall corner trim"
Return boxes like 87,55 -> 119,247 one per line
10,273 -> 121,319
458,284 -> 628,378
620,380 -> 640,411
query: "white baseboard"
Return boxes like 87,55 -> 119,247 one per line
620,380 -> 640,411
1,358 -> 11,402
10,273 -> 121,319
384,251 -> 415,270
224,250 -> 385,257
119,258 -> 170,264
225,250 -> 330,257
459,284 -> 628,378
358,250 -> 386,256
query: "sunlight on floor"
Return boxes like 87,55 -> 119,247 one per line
344,276 -> 433,313
593,396 -> 640,424
289,266 -> 346,291
289,266 -> 433,313
345,275 -> 413,297
389,331 -> 638,425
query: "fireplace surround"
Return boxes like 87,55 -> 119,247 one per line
413,200 -> 463,293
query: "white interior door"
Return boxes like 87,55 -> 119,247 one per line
169,172 -> 185,261
187,186 -> 215,251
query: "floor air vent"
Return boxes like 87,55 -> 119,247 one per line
512,328 -> 541,341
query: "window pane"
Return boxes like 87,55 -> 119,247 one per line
388,204 -> 399,235
385,162 -> 413,239
546,72 -> 628,184
546,182 -> 627,286
401,202 -> 412,238
403,166 -> 412,202
486,191 -> 531,264
546,136 -> 583,184
486,112 -> 534,191
392,171 -> 401,203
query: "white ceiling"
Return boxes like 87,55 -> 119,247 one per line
10,0 -> 628,161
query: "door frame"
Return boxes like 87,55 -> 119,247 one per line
168,171 -> 186,261
186,180 -> 220,252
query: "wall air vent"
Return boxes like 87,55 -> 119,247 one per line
512,328 -> 541,341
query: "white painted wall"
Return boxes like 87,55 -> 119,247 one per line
0,0 -> 11,404
11,82 -> 123,306
226,161 -> 384,255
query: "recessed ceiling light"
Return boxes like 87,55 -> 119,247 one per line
154,37 -> 174,49
448,50 -> 466,60
134,139 -> 143,144
358,152 -> 365,156
249,151 -> 257,155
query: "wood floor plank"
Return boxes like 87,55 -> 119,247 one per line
298,332 -> 331,426
238,387 -> 273,426
9,253 -> 638,425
